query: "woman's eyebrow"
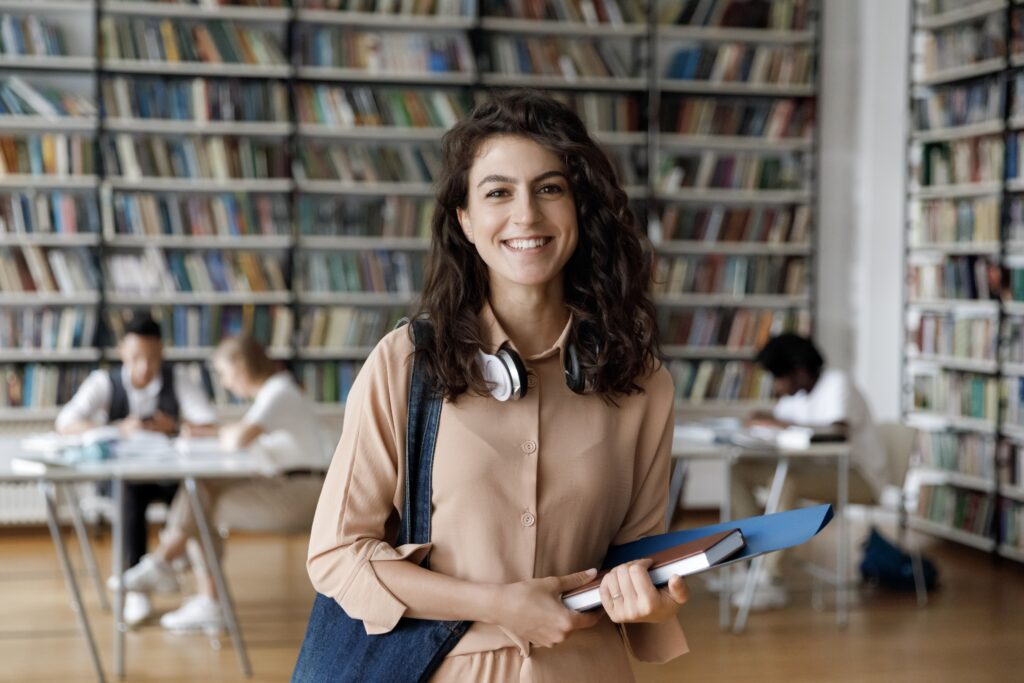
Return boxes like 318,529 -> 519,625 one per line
476,170 -> 567,188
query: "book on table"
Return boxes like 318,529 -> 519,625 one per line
561,528 -> 745,611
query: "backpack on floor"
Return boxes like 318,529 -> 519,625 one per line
859,527 -> 938,592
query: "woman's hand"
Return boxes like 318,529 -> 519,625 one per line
598,559 -> 689,624
494,569 -> 603,648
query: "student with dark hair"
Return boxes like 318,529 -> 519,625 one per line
729,333 -> 885,609
55,313 -> 217,625
298,92 -> 689,682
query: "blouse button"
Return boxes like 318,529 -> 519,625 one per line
521,440 -> 537,454
527,373 -> 537,388
521,512 -> 536,527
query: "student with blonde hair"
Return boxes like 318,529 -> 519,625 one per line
118,336 -> 327,632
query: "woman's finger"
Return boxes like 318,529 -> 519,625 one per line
665,575 -> 690,605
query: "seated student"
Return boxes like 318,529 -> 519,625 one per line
730,333 -> 886,609
116,336 -> 326,632
54,314 -> 217,624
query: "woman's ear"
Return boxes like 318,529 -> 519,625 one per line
457,207 -> 474,243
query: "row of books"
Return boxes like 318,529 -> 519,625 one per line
0,307 -> 99,352
658,307 -> 811,349
658,154 -> 803,192
662,97 -> 814,140
294,143 -> 440,183
0,77 -> 94,119
1008,265 -> 1024,301
299,306 -> 407,349
309,199 -> 426,239
0,14 -> 66,58
1001,499 -> 1023,550
916,137 -> 1003,187
913,78 -> 1001,132
102,249 -> 287,296
485,0 -> 644,24
487,37 -> 629,79
297,196 -> 432,239
0,246 -> 97,295
300,251 -> 424,294
917,16 -> 1005,79
298,360 -> 361,405
1002,376 -> 1024,428
1008,197 -> 1024,243
111,192 -> 289,238
105,305 -> 292,351
1,192 -> 99,235
669,359 -> 772,402
909,196 -> 998,246
295,85 -> 470,129
916,431 -> 996,479
656,205 -> 811,243
910,312 -> 998,361
0,135 -> 96,177
102,77 -> 289,124
653,255 -> 807,297
1004,442 -> 1024,487
907,256 -> 998,301
1003,317 -> 1024,364
916,484 -> 994,538
101,135 -> 289,181
100,18 -> 286,66
0,364 -> 93,410
910,369 -> 998,422
1005,132 -> 1024,181
664,45 -> 815,85
660,0 -> 812,30
311,0 -> 472,17
301,30 -> 473,73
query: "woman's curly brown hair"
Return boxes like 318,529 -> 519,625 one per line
412,90 -> 661,401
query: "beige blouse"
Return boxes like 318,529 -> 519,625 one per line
307,304 -> 688,682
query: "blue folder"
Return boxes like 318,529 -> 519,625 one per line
603,504 -> 834,570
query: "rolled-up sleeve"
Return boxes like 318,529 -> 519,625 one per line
306,329 -> 430,635
612,366 -> 689,663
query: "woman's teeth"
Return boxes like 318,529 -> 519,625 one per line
504,237 -> 550,251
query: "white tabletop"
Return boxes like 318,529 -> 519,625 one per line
0,434 -> 270,483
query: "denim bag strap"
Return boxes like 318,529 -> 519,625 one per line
291,320 -> 471,683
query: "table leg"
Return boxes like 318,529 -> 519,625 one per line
40,481 -> 107,683
719,453 -> 733,631
112,479 -> 125,679
666,458 -> 688,530
837,451 -> 849,627
733,458 -> 790,634
183,477 -> 252,678
60,483 -> 110,611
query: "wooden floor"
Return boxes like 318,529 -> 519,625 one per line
1,514 -> 1022,682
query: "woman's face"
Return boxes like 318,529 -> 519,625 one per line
457,135 -> 578,298
212,356 -> 250,399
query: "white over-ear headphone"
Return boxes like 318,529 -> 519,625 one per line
475,342 -> 586,401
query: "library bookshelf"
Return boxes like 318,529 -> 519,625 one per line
0,0 -> 821,435
903,0 -> 1024,561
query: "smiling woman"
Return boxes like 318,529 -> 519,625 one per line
295,92 -> 688,683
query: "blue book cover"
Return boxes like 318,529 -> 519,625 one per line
603,504 -> 834,570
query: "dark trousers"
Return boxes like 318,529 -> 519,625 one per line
113,481 -> 179,568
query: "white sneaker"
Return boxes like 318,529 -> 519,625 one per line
160,595 -> 225,634
731,578 -> 790,611
122,591 -> 152,627
106,554 -> 179,594
704,567 -> 751,593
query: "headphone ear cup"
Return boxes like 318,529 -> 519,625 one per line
563,343 -> 585,394
496,345 -> 528,400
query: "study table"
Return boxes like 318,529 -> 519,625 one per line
669,431 -> 851,633
0,434 -> 271,682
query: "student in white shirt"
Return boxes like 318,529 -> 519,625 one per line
55,315 -> 217,624
730,333 -> 885,609
117,336 -> 327,633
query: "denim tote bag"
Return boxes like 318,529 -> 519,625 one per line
292,320 -> 471,683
